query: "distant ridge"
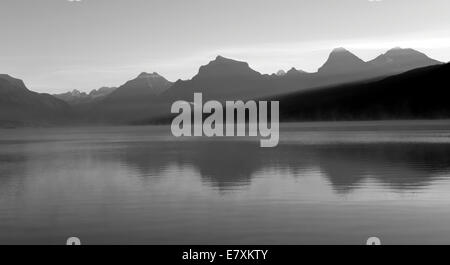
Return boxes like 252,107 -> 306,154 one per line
277,63 -> 450,121
54,87 -> 116,105
369,47 -> 442,73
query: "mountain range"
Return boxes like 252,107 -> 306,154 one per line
54,86 -> 116,105
0,47 -> 446,126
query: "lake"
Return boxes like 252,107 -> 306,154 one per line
1,121 -> 450,244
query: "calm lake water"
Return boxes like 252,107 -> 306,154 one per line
1,121 -> 450,245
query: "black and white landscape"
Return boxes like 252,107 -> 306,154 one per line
0,47 -> 447,126
1,0 -> 450,245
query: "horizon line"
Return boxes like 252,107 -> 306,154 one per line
4,46 -> 448,94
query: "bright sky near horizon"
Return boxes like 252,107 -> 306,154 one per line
1,0 -> 450,93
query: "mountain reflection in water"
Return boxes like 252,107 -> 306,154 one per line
1,122 -> 450,244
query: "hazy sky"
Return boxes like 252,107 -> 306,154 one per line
1,0 -> 450,93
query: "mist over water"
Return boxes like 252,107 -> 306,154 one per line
1,121 -> 450,244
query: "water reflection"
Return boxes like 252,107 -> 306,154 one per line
315,144 -> 450,193
2,125 -> 450,244
111,140 -> 450,193
1,135 -> 450,195
112,141 -> 262,190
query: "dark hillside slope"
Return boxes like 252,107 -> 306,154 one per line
277,63 -> 450,121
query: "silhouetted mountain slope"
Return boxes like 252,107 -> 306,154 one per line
162,56 -> 274,101
369,47 -> 442,74
108,72 -> 171,100
0,74 -> 28,90
88,72 -> 173,123
197,56 -> 261,79
277,63 -> 450,121
0,75 -> 71,126
313,47 -> 443,87
318,47 -> 370,75
163,48 -> 442,105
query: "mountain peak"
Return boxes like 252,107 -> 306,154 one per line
108,72 -> 172,99
389,46 -> 402,51
196,56 -> 260,79
286,67 -> 307,76
276,70 -> 286,76
70,89 -> 85,95
331,47 -> 350,53
137,72 -> 161,79
215,55 -> 228,61
329,47 -> 359,57
211,55 -> 244,64
318,48 -> 367,74
385,47 -> 422,56
369,47 -> 442,71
